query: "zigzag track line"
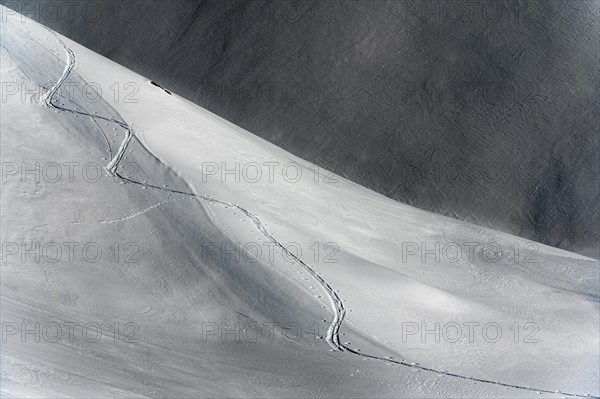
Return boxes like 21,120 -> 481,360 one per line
38,24 -> 596,399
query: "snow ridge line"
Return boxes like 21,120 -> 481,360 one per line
40,26 -> 597,399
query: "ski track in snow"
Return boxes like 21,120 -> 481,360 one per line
36,26 -> 596,399
98,197 -> 193,224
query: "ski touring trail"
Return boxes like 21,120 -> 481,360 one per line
37,24 -> 597,399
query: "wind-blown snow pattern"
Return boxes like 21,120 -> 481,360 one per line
1,8 -> 598,398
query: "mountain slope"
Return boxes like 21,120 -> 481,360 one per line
1,8 -> 598,398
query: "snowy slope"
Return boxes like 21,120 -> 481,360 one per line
1,8 -> 598,398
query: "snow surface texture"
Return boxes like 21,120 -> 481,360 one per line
3,0 -> 597,256
1,8 -> 599,398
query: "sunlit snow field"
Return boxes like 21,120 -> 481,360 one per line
1,8 -> 598,398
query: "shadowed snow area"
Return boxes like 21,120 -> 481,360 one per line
1,9 -> 598,398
